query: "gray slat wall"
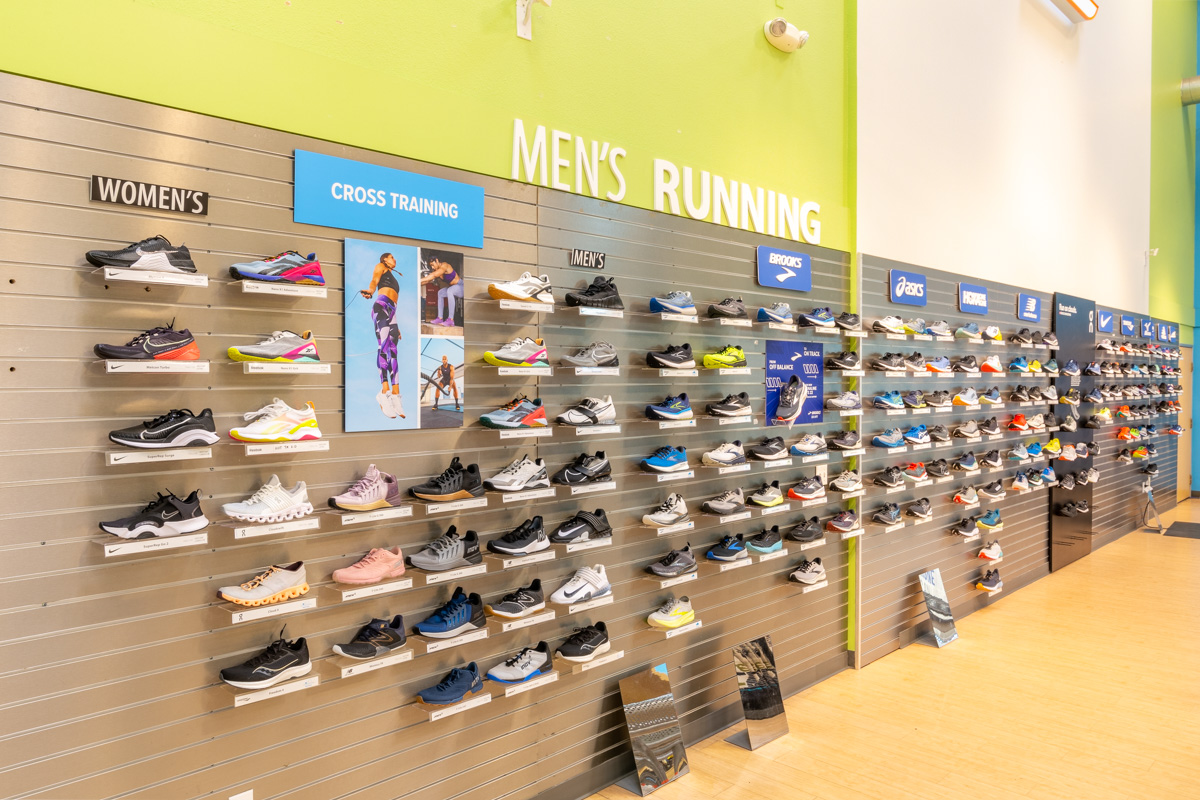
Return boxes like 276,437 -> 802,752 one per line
1089,306 -> 1180,548
856,256 -> 1055,666
0,73 -> 855,800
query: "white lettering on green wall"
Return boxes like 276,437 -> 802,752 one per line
512,119 -> 626,201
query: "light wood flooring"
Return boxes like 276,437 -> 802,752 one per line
589,501 -> 1200,800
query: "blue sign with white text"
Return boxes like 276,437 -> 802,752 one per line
1017,293 -> 1041,323
765,340 -> 823,427
1097,309 -> 1114,334
756,246 -> 812,292
293,149 -> 485,249
1169,324 -> 1179,343
1142,320 -> 1154,339
1121,316 -> 1136,336
888,269 -> 927,307
1158,323 -> 1169,342
958,283 -> 989,315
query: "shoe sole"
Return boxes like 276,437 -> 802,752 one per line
702,359 -> 747,369
483,352 -> 548,368
223,661 -> 312,690
411,488 -> 485,501
221,582 -> 309,607
331,569 -> 406,585
750,498 -> 783,507
485,478 -> 551,492
109,430 -> 220,448
701,456 -> 746,466
647,409 -> 694,420
487,539 -> 551,555
642,515 -> 690,527
556,641 -> 612,663
225,503 -> 314,523
417,685 -> 485,704
408,554 -> 483,571
648,358 -> 697,369
641,462 -> 690,473
487,285 -> 551,303
648,614 -> 696,629
485,601 -> 546,619
330,498 -> 395,511
230,268 -> 324,285
415,621 -> 486,640
228,426 -> 322,443
101,516 -> 209,538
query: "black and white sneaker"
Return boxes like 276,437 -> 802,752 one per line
485,580 -> 547,619
872,353 -> 905,371
108,408 -> 220,449
927,391 -> 952,408
786,516 -> 823,542
556,622 -> 611,662
556,396 -> 616,426
706,392 -> 752,417
979,418 -> 1001,436
980,450 -> 1002,468
551,451 -> 612,485
775,376 -> 807,422
747,437 -> 788,460
550,509 -> 612,543
708,297 -> 747,319
828,430 -> 861,450
487,516 -> 549,555
826,351 -> 861,370
99,490 -> 208,538
835,312 -> 862,331
333,616 -> 407,659
646,343 -> 696,369
220,629 -> 311,689
408,457 -> 485,501
926,459 -> 950,478
954,356 -> 979,372
906,498 -> 932,519
929,425 -> 951,442
1009,328 -> 1032,344
565,277 -> 624,309
86,235 -> 197,273
874,466 -> 903,488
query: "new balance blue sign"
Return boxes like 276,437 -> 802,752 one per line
756,246 -> 812,292
888,269 -> 927,307
1017,293 -> 1041,323
1121,316 -> 1136,336
958,283 -> 989,315
293,150 -> 485,249
1097,310 -> 1113,334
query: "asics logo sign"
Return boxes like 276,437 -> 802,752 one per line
888,269 -> 927,307
756,246 -> 812,292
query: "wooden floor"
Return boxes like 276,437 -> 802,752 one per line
589,501 -> 1200,800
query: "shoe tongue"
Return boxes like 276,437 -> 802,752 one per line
265,474 -> 282,488
365,464 -> 380,480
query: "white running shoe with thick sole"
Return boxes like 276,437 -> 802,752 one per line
222,475 -> 314,523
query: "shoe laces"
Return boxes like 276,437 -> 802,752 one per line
500,521 -> 533,542
652,498 -> 677,515
139,491 -> 174,513
426,531 -> 461,556
246,482 -> 283,505
241,566 -> 280,591
244,398 -> 291,422
429,462 -> 464,490
353,622 -> 389,643
344,474 -> 380,498
125,321 -> 177,346
658,598 -> 682,613
146,408 -> 194,428
429,594 -> 468,624
497,457 -> 531,478
503,648 -> 535,668
244,630 -> 290,668
650,446 -> 675,459
434,667 -> 469,691
257,330 -> 292,344
499,396 -> 529,411
353,548 -> 386,567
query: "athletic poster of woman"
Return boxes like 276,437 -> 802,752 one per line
344,237 -> 465,432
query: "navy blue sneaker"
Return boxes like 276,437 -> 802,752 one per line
981,387 -> 1002,404
1062,359 -> 1081,377
707,533 -> 748,561
414,587 -> 486,639
641,445 -> 689,473
645,394 -> 693,420
417,662 -> 484,705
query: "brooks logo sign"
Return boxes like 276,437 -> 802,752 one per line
756,246 -> 812,292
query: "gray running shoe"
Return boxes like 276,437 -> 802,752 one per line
954,420 -> 980,438
926,320 -> 952,337
407,526 -> 482,571
708,297 -> 747,319
829,430 -> 861,449
484,337 -> 549,367
219,561 -> 308,606
562,342 -> 619,367
701,488 -> 746,515
228,330 -> 320,362
826,391 -> 861,410
647,544 -> 698,577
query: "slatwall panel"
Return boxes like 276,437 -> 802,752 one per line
0,73 -> 854,800
856,256 -> 1053,666
1090,306 -> 1181,548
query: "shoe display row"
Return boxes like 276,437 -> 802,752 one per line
1096,340 -> 1180,358
873,317 -> 1059,347
86,236 -> 325,285
868,352 -> 1059,374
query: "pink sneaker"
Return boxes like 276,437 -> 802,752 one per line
437,318 -> 456,327
430,317 -> 445,325
332,546 -> 405,585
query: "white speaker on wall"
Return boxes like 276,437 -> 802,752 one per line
1046,0 -> 1099,22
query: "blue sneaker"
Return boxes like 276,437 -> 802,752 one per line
873,391 -> 904,409
645,394 -> 693,420
1027,442 -> 1043,457
872,428 -> 905,448
1041,466 -> 1057,484
1008,357 -> 1029,373
649,291 -> 696,315
757,303 -> 793,323
954,451 -> 978,470
641,445 -> 689,473
1012,471 -> 1030,490
707,533 -> 749,561
414,587 -> 486,638
1062,360 -> 1081,377
800,307 -> 836,327
1008,443 -> 1029,460
927,356 -> 952,373
1043,359 -> 1060,374
981,387 -> 1002,404
417,662 -> 484,705
977,509 -> 1003,530
902,424 -> 929,444
955,322 -> 981,339
903,390 -> 927,408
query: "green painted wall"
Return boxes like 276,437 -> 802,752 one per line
1,0 -> 854,252
1150,0 -> 1197,345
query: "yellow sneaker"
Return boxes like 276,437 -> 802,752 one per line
702,345 -> 747,369
647,596 -> 695,629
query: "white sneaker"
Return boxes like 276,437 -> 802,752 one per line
488,272 -> 554,304
701,441 -> 746,466
230,398 -> 322,442
643,493 -> 689,526
978,541 -> 1004,560
829,470 -> 862,492
550,565 -> 611,604
486,643 -> 552,682
875,316 -> 905,333
556,396 -> 616,426
983,326 -> 1002,340
792,433 -> 827,454
389,393 -> 406,419
219,561 -> 309,606
222,475 -> 313,523
789,557 -> 826,585
981,355 -> 1002,372
484,455 -> 550,492
377,391 -> 397,419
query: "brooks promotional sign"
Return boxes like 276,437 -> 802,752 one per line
1017,293 -> 1041,323
293,150 -> 485,249
1097,310 -> 1114,334
764,340 -> 823,426
888,269 -> 927,307
756,246 -> 812,292
958,283 -> 989,315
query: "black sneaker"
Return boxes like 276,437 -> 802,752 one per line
93,320 -> 199,360
978,481 -> 1005,499
747,437 -> 788,460
1031,331 -> 1045,345
556,622 -> 611,662
835,312 -> 862,330
409,456 -> 484,501
927,391 -> 952,407
872,353 -> 905,371
906,498 -> 932,519
1058,502 -> 1079,517
1010,386 -> 1031,402
108,408 -> 219,449
927,459 -> 950,478
786,516 -> 823,542
220,629 -> 311,689
979,418 -> 1000,436
99,490 -> 208,539
828,430 -> 861,450
1042,332 -> 1059,347
550,509 -> 612,543
646,343 -> 696,369
826,351 -> 861,370
873,504 -> 901,524
485,580 -> 547,619
981,450 -> 1002,468
1060,473 -> 1076,490
486,516 -> 548,555
976,570 -> 1003,592
954,355 -> 979,372
775,377 -> 805,422
1028,386 -> 1045,401
333,616 -> 407,660
1076,500 -> 1090,513
953,452 -> 978,470
706,392 -> 752,417
552,451 -> 612,485
86,234 -> 197,273
1009,328 -> 1032,344
929,425 -> 951,442
874,466 -> 904,488
903,352 -> 926,371
747,526 -> 783,553
951,518 -> 978,536
708,297 -> 747,319
565,277 -> 624,309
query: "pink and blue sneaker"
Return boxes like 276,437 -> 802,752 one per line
229,251 -> 325,286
